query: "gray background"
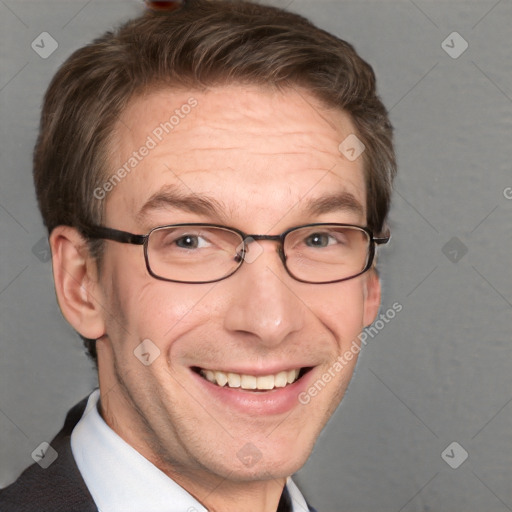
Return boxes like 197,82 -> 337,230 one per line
1,0 -> 511,511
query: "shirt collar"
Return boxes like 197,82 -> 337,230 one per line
71,390 -> 310,512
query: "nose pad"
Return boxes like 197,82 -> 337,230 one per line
235,237 -> 265,264
277,245 -> 287,267
234,239 -> 248,263
234,246 -> 245,264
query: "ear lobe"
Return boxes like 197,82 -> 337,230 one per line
363,269 -> 382,327
49,226 -> 106,340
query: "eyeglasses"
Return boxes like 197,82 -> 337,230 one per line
80,223 -> 390,284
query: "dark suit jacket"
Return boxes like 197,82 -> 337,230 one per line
0,397 -> 317,512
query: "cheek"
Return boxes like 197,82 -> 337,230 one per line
311,281 -> 366,347
103,258 -> 221,353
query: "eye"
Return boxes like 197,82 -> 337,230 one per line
174,234 -> 209,249
304,232 -> 337,248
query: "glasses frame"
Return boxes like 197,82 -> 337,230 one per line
80,222 -> 390,285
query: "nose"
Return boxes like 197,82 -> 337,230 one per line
222,241 -> 306,348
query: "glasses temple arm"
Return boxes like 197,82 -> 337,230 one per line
79,225 -> 146,245
373,234 -> 391,245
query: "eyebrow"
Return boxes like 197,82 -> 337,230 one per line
136,185 -> 229,225
136,185 -> 364,226
303,192 -> 364,218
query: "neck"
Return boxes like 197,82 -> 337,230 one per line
169,472 -> 287,512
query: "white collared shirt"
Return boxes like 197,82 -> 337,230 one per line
71,389 -> 310,512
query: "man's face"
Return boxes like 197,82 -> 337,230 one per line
93,85 -> 380,483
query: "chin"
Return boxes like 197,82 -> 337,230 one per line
234,436 -> 316,481
222,456 -> 310,483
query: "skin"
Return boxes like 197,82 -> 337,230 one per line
50,85 -> 381,512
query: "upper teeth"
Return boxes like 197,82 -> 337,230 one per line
200,369 -> 301,390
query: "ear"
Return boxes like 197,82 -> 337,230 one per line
362,268 -> 382,327
49,226 -> 106,340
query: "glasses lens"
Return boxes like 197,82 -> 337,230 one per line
147,226 -> 243,283
284,225 -> 370,283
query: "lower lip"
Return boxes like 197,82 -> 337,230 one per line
190,369 -> 315,416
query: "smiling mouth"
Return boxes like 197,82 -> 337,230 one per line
194,367 -> 311,391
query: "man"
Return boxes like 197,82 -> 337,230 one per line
0,0 -> 396,510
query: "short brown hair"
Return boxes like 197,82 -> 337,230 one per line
34,0 -> 397,363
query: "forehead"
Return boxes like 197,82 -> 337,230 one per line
105,85 -> 366,230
